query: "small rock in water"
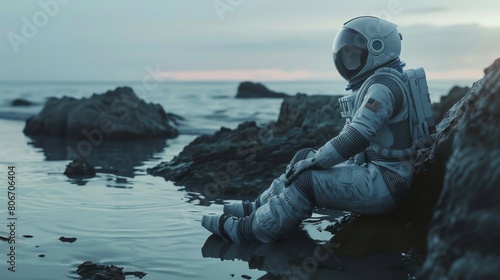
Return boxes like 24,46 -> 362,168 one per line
12,98 -> 35,106
76,261 -> 147,280
23,235 -> 34,238
59,236 -> 77,243
38,254 -> 45,258
64,157 -> 96,178
235,81 -> 290,98
241,275 -> 252,279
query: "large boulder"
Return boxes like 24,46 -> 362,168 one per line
235,81 -> 290,98
419,59 -> 500,279
23,87 -> 180,140
148,94 -> 343,199
432,85 -> 470,123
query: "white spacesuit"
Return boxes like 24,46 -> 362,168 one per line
202,16 -> 435,243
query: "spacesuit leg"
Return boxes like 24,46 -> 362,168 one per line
223,148 -> 316,217
311,162 -> 397,215
202,161 -> 398,243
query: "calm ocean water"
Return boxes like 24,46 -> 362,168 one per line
0,79 -> 474,279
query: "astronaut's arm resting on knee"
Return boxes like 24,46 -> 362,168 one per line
315,84 -> 396,168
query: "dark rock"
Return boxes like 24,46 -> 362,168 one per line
432,85 -> 470,123
59,236 -> 77,243
148,94 -> 343,199
76,261 -> 147,280
419,59 -> 500,279
38,254 -> 45,258
64,157 -> 96,178
23,235 -> 34,238
11,98 -> 35,106
23,87 -> 180,140
235,82 -> 290,98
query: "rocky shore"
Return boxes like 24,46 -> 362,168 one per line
18,59 -> 498,279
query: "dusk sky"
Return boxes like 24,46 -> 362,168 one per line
1,0 -> 499,81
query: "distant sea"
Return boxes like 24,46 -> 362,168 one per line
0,79 -> 476,132
0,79 -> 475,279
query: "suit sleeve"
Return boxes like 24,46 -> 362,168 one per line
314,83 -> 396,168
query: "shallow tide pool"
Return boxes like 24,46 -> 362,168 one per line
0,119 -> 273,279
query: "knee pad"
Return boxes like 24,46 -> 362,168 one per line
237,211 -> 272,243
290,148 -> 315,166
291,169 -> 317,205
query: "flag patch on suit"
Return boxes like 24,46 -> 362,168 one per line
365,98 -> 381,112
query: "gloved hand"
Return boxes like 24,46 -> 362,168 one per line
285,157 -> 320,187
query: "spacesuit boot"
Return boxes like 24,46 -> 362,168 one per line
201,214 -> 243,242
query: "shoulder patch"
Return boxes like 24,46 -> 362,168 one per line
365,98 -> 381,113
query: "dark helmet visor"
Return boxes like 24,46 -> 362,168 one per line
333,28 -> 369,81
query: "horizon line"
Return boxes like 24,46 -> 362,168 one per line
0,77 -> 478,83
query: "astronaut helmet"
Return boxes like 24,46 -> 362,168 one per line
332,16 -> 403,85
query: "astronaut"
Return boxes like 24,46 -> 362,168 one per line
202,16 -> 434,243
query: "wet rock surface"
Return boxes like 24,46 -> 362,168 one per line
419,59 -> 500,279
148,94 -> 343,198
23,86 -> 180,140
235,81 -> 290,98
76,261 -> 146,280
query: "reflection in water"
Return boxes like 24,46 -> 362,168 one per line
202,214 -> 427,280
27,135 -> 168,180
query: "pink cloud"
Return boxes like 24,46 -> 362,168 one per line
161,68 -> 483,82
426,68 -> 484,80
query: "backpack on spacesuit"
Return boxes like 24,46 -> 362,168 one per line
403,67 -> 436,141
